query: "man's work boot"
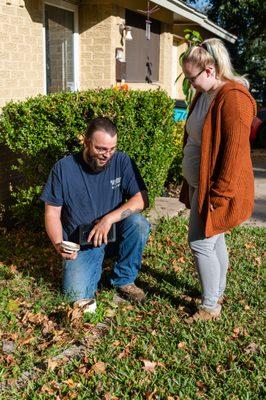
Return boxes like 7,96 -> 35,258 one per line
117,283 -> 146,303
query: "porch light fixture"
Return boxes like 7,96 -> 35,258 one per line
115,47 -> 124,61
119,24 -> 133,45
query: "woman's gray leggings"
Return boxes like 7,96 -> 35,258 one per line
188,187 -> 229,309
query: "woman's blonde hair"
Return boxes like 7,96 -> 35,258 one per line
182,38 -> 249,88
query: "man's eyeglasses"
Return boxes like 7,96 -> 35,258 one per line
94,145 -> 117,155
185,69 -> 205,84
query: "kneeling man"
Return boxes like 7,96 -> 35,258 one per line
40,117 -> 150,311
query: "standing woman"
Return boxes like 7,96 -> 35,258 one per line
179,38 -> 257,321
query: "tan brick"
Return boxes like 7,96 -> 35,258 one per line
2,5 -> 18,15
91,59 -> 104,67
93,37 -> 111,46
0,70 -> 10,79
91,66 -> 106,74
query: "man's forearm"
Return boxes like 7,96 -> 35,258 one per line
45,204 -> 77,260
104,191 -> 148,224
45,211 -> 63,247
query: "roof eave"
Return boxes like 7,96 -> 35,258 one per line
151,0 -> 237,43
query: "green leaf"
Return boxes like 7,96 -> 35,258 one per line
175,72 -> 183,83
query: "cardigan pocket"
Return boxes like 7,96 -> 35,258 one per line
210,197 -> 239,231
210,195 -> 229,210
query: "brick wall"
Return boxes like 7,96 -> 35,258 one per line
0,0 -> 179,105
0,0 -> 44,109
159,23 -> 174,96
79,2 -> 124,90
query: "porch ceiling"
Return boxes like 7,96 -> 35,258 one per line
151,0 -> 237,43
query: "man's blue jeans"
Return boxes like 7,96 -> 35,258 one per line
62,214 -> 150,302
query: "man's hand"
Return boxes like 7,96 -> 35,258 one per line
54,243 -> 78,260
87,216 -> 113,247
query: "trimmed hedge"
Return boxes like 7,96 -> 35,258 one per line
166,121 -> 185,187
0,89 -> 183,226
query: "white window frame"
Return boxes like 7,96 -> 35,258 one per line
43,0 -> 79,94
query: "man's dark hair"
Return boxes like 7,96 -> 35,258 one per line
85,117 -> 117,139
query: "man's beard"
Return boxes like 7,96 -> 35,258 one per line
84,152 -> 111,172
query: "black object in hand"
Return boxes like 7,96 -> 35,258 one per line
78,222 -> 116,245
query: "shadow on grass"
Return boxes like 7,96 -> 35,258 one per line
0,228 -> 62,290
137,263 -> 200,311
99,259 -> 200,313
0,228 -> 200,313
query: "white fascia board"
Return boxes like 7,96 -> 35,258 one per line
152,0 -> 237,43
201,19 -> 237,43
152,0 -> 206,24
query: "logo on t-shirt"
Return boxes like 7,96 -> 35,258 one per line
110,177 -> 121,189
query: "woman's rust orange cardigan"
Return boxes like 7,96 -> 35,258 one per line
179,81 -> 257,237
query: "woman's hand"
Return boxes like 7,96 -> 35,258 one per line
87,216 -> 113,247
210,204 -> 215,212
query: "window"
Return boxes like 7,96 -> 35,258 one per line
44,2 -> 78,93
125,9 -> 160,83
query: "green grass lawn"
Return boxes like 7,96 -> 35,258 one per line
0,217 -> 265,399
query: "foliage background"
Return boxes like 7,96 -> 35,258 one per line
187,0 -> 266,104
0,89 -> 183,227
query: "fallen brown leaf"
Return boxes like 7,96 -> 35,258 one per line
103,394 -> 119,400
196,381 -> 207,389
42,320 -> 56,335
244,342 -> 259,354
216,364 -> 223,374
123,304 -> 135,311
90,361 -> 106,375
9,264 -> 18,274
62,378 -> 77,388
78,365 -> 87,375
142,359 -> 164,372
228,353 -> 236,364
231,327 -> 240,338
244,243 -> 256,249
173,265 -> 182,273
40,384 -> 55,395
19,336 -> 35,345
112,340 -> 121,347
145,389 -> 157,399
117,346 -> 131,360
196,390 -> 206,398
5,354 -> 15,364
47,357 -> 65,371
22,311 -> 47,325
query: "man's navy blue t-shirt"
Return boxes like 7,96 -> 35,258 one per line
40,151 -> 147,242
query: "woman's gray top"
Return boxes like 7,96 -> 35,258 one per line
182,92 -> 213,188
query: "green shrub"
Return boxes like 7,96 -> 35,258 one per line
0,89 -> 182,227
166,122 -> 185,186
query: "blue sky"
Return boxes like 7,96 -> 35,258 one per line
187,0 -> 211,13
